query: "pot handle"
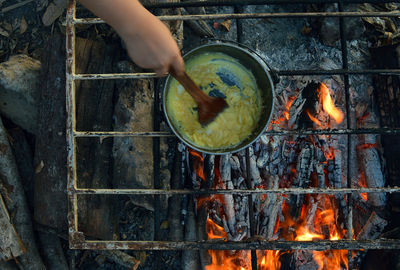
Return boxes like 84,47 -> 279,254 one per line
206,38 -> 280,85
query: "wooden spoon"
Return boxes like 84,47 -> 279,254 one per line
170,71 -> 228,125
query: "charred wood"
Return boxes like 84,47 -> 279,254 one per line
38,232 -> 68,270
75,37 -> 119,239
357,211 -> 388,240
168,142 -> 184,242
182,198 -> 200,270
0,193 -> 25,261
1,118 -> 45,269
34,29 -> 67,232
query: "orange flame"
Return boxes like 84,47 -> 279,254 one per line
189,148 -> 205,181
359,172 -> 368,202
292,195 -> 349,270
270,95 -> 296,127
307,83 -> 344,127
356,143 -> 378,151
258,250 -> 282,270
284,97 -> 296,121
206,218 -> 228,240
319,83 -> 344,124
306,110 -> 324,127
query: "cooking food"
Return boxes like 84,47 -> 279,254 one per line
166,52 -> 262,149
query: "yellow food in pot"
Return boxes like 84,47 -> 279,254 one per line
166,52 -> 262,149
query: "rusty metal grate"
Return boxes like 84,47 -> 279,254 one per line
66,0 -> 400,269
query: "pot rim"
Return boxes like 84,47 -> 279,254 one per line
162,41 -> 276,155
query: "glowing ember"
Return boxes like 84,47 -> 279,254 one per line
188,83 -> 350,269
356,143 -> 378,150
306,110 -> 324,127
319,83 -> 344,124
359,172 -> 368,202
270,95 -> 296,127
189,148 -> 205,181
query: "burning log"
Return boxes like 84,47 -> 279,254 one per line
220,154 -> 236,235
357,135 -> 386,208
204,154 -> 215,189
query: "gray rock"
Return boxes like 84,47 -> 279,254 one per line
0,55 -> 40,134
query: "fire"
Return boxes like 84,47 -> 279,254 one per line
292,195 -> 348,270
306,110 -> 323,127
284,97 -> 296,121
188,148 -> 205,181
319,83 -> 344,124
270,95 -> 296,127
206,218 -> 227,240
258,250 -> 281,270
358,172 -> 368,202
307,83 -> 344,127
356,143 -> 378,150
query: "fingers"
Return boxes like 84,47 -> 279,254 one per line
155,53 -> 184,77
154,66 -> 169,77
170,54 -> 185,76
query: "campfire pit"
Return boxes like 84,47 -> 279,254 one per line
66,1 -> 400,269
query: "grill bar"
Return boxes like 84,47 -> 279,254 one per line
338,2 -> 354,268
74,128 -> 400,137
72,70 -> 400,80
143,0 -> 400,8
67,0 -> 400,257
71,239 -> 400,250
70,187 -> 400,195
73,12 -> 400,25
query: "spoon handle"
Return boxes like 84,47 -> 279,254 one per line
170,71 -> 211,104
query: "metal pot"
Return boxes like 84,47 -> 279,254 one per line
163,41 -> 275,154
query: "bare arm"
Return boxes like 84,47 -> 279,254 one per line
79,0 -> 184,76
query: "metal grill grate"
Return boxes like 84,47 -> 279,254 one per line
66,1 -> 400,269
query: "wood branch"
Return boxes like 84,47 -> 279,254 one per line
0,118 -> 45,269
196,206 -> 211,269
0,193 -> 25,260
182,197 -> 200,270
34,29 -> 67,231
357,135 -> 386,207
181,8 -> 215,37
74,37 -> 119,239
168,142 -> 183,241
1,0 -> 34,13
220,155 -> 236,235
7,128 -> 34,210
204,154 -> 215,189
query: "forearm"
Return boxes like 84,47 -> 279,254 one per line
78,0 -> 151,37
78,0 -> 184,76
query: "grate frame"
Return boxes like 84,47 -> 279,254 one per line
66,0 -> 400,269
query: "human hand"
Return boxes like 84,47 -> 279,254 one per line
78,0 -> 184,77
120,10 -> 185,77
